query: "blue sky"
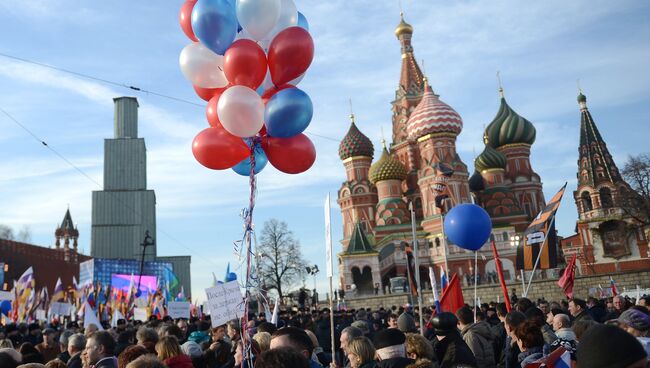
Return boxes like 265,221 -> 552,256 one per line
0,1 -> 649,300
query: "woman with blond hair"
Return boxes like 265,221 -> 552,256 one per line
155,335 -> 192,368
346,336 -> 376,368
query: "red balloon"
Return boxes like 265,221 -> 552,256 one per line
268,27 -> 314,86
224,39 -> 267,89
262,134 -> 316,174
194,85 -> 227,102
192,127 -> 250,170
206,91 -> 226,127
179,0 -> 198,42
261,84 -> 294,105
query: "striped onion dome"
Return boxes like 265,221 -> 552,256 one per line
339,121 -> 374,160
475,144 -> 507,172
406,84 -> 463,140
369,146 -> 407,183
484,98 -> 536,148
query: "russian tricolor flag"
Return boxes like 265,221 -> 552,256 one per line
440,266 -> 449,292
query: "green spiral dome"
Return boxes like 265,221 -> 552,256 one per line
484,98 -> 536,148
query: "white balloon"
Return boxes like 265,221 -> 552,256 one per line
217,86 -> 265,137
236,0 -> 281,41
179,43 -> 228,88
266,0 -> 297,40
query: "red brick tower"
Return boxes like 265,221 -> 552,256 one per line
565,92 -> 650,274
55,208 -> 79,262
391,13 -> 426,214
337,114 -> 378,250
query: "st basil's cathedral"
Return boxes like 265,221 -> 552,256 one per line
335,14 -> 649,295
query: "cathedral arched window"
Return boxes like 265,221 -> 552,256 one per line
581,191 -> 593,211
600,187 -> 613,208
502,232 -> 508,242
435,238 -> 441,247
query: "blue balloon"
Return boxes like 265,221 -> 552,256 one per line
443,204 -> 492,251
135,290 -> 142,298
232,145 -> 268,176
0,300 -> 11,315
191,0 -> 238,55
297,12 -> 309,31
265,88 -> 313,138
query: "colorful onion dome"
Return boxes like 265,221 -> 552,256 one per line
395,13 -> 413,37
339,119 -> 374,160
475,144 -> 507,172
469,170 -> 485,192
369,145 -> 407,183
484,98 -> 536,148
406,84 -> 463,140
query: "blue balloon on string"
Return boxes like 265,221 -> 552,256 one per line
297,12 -> 309,31
443,204 -> 492,251
191,0 -> 238,55
232,145 -> 268,176
265,88 -> 313,138
0,300 -> 11,315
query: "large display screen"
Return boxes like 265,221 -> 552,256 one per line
111,274 -> 158,294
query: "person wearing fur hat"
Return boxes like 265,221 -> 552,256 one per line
430,312 -> 477,368
577,324 -> 648,368
372,329 -> 414,368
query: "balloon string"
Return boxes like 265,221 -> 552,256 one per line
242,138 -> 258,366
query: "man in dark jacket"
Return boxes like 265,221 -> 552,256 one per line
372,328 -> 414,368
85,331 -> 117,368
568,298 -> 593,325
67,333 -> 86,368
457,307 -> 496,368
431,312 -> 477,368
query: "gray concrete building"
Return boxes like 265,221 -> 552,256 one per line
91,97 -> 191,296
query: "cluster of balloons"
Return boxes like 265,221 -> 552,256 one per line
443,204 -> 492,251
179,0 -> 317,175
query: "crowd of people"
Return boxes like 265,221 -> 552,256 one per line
0,293 -> 649,368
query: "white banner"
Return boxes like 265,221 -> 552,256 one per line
0,290 -> 15,301
205,281 -> 244,327
78,260 -> 94,287
324,193 -> 333,278
168,301 -> 191,319
35,309 -> 46,321
50,302 -> 72,316
133,307 -> 148,322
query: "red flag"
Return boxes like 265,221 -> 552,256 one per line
491,240 -> 512,312
557,254 -> 577,299
439,274 -> 464,313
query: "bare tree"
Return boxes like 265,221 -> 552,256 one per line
0,224 -> 14,240
17,225 -> 32,243
621,153 -> 650,225
257,219 -> 306,300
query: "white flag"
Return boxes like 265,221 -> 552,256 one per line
324,194 -> 333,278
111,309 -> 125,328
271,297 -> 280,325
83,302 -> 104,331
636,285 -> 642,305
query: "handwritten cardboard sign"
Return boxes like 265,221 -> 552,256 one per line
204,281 -> 244,327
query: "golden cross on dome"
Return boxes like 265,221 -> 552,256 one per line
577,79 -> 583,94
380,126 -> 387,149
497,71 -> 504,98
348,98 -> 355,124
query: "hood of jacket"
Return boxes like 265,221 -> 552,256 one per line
461,321 -> 493,340
164,354 -> 194,368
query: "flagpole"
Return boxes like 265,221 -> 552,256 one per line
410,202 -> 424,335
324,194 -> 336,362
523,214 -> 557,297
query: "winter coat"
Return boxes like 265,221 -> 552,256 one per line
434,330 -> 477,368
461,322 -> 497,368
503,336 -> 520,368
517,346 -> 544,367
67,352 -> 82,368
376,357 -> 415,368
165,354 -> 195,368
572,310 -> 593,324
540,325 -> 557,346
554,328 -> 576,342
490,322 -> 507,367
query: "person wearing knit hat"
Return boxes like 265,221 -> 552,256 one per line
618,308 -> 650,357
576,324 -> 648,368
430,312 -> 477,368
372,329 -> 413,368
397,312 -> 416,334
